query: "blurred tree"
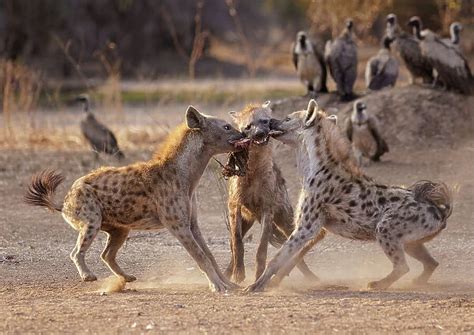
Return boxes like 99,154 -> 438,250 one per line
308,0 -> 394,39
264,0 -> 310,21
436,0 -> 462,32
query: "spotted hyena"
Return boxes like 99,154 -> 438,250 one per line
25,106 -> 248,292
246,99 -> 452,292
224,102 -> 323,283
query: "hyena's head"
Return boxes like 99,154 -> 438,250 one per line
229,101 -> 273,146
269,99 -> 337,147
185,106 -> 248,154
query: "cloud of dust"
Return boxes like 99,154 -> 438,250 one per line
132,260 -> 209,291
99,276 -> 127,294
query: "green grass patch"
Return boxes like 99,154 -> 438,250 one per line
38,84 -> 303,108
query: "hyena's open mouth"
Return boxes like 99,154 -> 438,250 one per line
230,137 -> 251,150
252,135 -> 270,145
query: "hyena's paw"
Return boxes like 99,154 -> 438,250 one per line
209,279 -> 237,293
81,273 -> 98,282
122,274 -> 136,282
233,269 -> 246,284
367,280 -> 390,290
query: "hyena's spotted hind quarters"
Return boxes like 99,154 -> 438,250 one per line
25,169 -> 107,282
368,180 -> 453,289
224,103 -> 321,284
25,106 -> 249,292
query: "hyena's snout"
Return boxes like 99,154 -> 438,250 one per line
268,118 -> 285,138
247,124 -> 271,145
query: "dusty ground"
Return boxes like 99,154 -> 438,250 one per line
1,98 -> 473,334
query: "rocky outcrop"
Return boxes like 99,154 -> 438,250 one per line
270,86 -> 473,145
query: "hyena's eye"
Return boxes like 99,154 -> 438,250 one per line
245,124 -> 251,131
262,119 -> 269,124
224,125 -> 231,130
284,117 -> 291,122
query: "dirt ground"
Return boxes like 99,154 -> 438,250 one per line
1,100 -> 474,334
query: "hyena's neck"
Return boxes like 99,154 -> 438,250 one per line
151,133 -> 211,194
300,131 -> 346,188
246,145 -> 273,174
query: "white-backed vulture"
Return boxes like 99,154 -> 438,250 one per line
292,31 -> 328,94
442,22 -> 463,52
76,95 -> 125,160
346,100 -> 389,165
386,13 -> 434,85
325,18 -> 358,101
365,36 -> 399,90
408,16 -> 473,95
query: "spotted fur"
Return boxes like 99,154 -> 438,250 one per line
25,106 -> 247,292
225,104 -> 323,283
246,99 -> 452,292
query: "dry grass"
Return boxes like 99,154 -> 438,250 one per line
0,59 -> 42,141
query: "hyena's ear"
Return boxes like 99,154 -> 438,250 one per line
304,99 -> 319,127
228,110 -> 238,122
186,105 -> 206,129
327,115 -> 338,125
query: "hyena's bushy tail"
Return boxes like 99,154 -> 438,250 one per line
24,170 -> 64,212
410,180 -> 453,220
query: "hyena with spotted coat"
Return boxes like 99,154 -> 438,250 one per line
25,106 -> 247,292
225,103 -> 323,283
246,100 -> 452,292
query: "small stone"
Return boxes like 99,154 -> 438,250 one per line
145,322 -> 155,330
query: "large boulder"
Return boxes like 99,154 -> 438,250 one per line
270,86 -> 473,145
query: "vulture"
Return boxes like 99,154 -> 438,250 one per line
346,100 -> 389,165
292,31 -> 328,94
386,13 -> 434,85
442,22 -> 463,52
325,18 -> 358,101
408,16 -> 473,95
365,36 -> 399,90
76,95 -> 125,160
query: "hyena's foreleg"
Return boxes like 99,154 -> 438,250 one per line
225,205 -> 246,283
189,198 -> 239,289
167,215 -> 235,293
272,229 -> 327,287
245,218 -> 323,293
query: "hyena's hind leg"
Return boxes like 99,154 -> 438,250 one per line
368,218 -> 410,289
100,226 -> 136,282
255,212 -> 274,280
67,216 -> 101,282
405,242 -> 439,285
